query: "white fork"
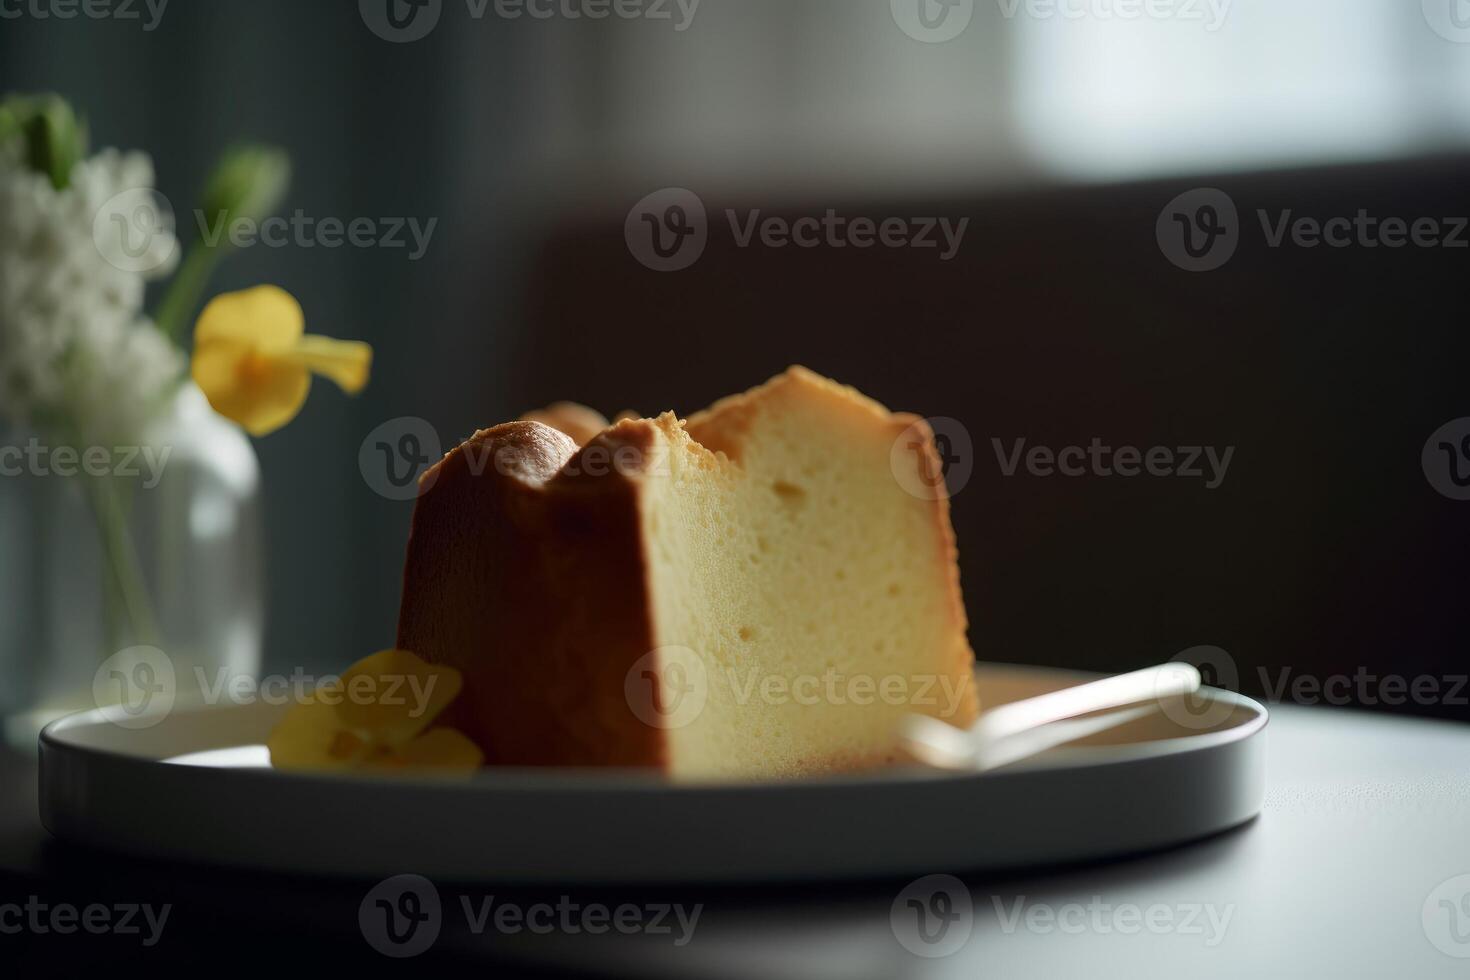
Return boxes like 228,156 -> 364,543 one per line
902,662 -> 1203,772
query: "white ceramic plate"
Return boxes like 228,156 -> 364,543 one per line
39,663 -> 1266,883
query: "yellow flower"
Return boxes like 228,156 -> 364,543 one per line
191,285 -> 372,436
267,649 -> 483,773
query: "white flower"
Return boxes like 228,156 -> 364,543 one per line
0,146 -> 183,445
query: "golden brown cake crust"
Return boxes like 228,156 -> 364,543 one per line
518,402 -> 610,447
396,419 -> 671,768
395,368 -> 979,772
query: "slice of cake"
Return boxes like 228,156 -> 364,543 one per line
395,367 -> 978,778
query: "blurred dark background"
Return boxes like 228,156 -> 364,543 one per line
4,0 -> 1468,717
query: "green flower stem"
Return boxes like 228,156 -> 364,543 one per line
83,471 -> 159,650
153,244 -> 222,343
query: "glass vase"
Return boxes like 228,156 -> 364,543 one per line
0,381 -> 263,747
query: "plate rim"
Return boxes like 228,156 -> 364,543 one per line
40,661 -> 1269,794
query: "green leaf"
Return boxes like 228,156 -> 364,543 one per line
197,144 -> 291,247
0,104 -> 22,145
0,93 -> 88,189
153,144 -> 291,340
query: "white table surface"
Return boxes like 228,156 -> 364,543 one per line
7,702 -> 1469,977
494,703 -> 1470,979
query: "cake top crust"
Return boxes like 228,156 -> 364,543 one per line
434,365 -> 933,495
